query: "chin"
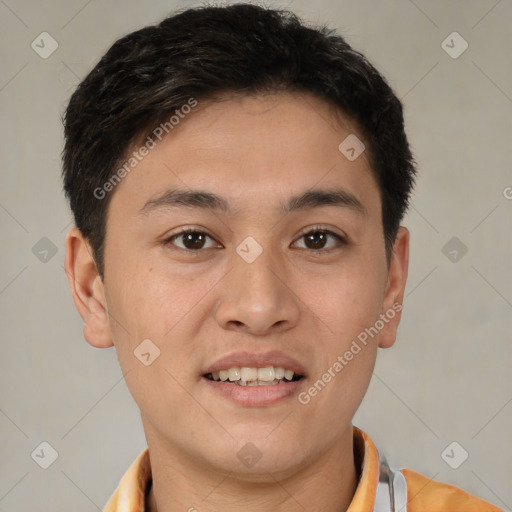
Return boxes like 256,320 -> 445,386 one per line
218,451 -> 307,482
205,430 -> 310,478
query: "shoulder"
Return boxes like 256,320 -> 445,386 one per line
402,468 -> 503,512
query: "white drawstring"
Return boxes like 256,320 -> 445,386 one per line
373,458 -> 408,512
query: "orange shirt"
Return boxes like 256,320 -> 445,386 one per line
103,427 -> 502,511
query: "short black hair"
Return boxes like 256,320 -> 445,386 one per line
62,2 -> 416,280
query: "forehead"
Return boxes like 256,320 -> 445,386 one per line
107,91 -> 380,220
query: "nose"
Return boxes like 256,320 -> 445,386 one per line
214,246 -> 301,336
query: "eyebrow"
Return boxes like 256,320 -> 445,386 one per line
137,187 -> 366,217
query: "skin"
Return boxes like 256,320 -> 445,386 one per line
65,91 -> 409,512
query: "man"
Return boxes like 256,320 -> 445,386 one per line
62,4 -> 502,511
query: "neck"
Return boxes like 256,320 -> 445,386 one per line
144,424 -> 359,512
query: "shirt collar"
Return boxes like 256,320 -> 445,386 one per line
103,426 -> 380,512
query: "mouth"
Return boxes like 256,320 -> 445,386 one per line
201,352 -> 307,406
203,366 -> 304,386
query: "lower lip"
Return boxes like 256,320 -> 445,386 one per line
202,377 -> 305,406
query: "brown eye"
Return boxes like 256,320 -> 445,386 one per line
294,230 -> 345,251
304,231 -> 328,249
166,230 -> 218,251
181,232 -> 207,250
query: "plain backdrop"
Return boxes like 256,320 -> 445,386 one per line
1,0 -> 511,510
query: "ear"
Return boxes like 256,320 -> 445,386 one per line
378,226 -> 409,349
64,227 -> 114,348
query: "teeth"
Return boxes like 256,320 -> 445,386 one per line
238,379 -> 287,386
228,367 -> 241,381
274,367 -> 285,379
207,366 -> 300,384
240,367 -> 258,382
257,367 -> 275,381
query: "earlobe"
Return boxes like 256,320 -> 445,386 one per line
378,226 -> 409,349
64,228 -> 114,348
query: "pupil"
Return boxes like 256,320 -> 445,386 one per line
184,232 -> 205,250
306,232 -> 326,249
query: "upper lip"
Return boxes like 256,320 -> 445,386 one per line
202,350 -> 307,377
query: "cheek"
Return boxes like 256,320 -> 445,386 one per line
106,268 -> 205,421
303,260 -> 386,343
295,250 -> 385,412
104,261 -> 201,376
106,248 -> 198,336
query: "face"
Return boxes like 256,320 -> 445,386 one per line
66,91 -> 408,478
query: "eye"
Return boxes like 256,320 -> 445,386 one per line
293,229 -> 346,251
164,227 -> 346,252
165,229 -> 220,251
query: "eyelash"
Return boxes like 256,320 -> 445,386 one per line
163,226 -> 347,253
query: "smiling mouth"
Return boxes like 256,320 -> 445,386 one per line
204,366 -> 304,386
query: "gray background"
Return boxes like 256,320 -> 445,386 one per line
1,0 -> 511,510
